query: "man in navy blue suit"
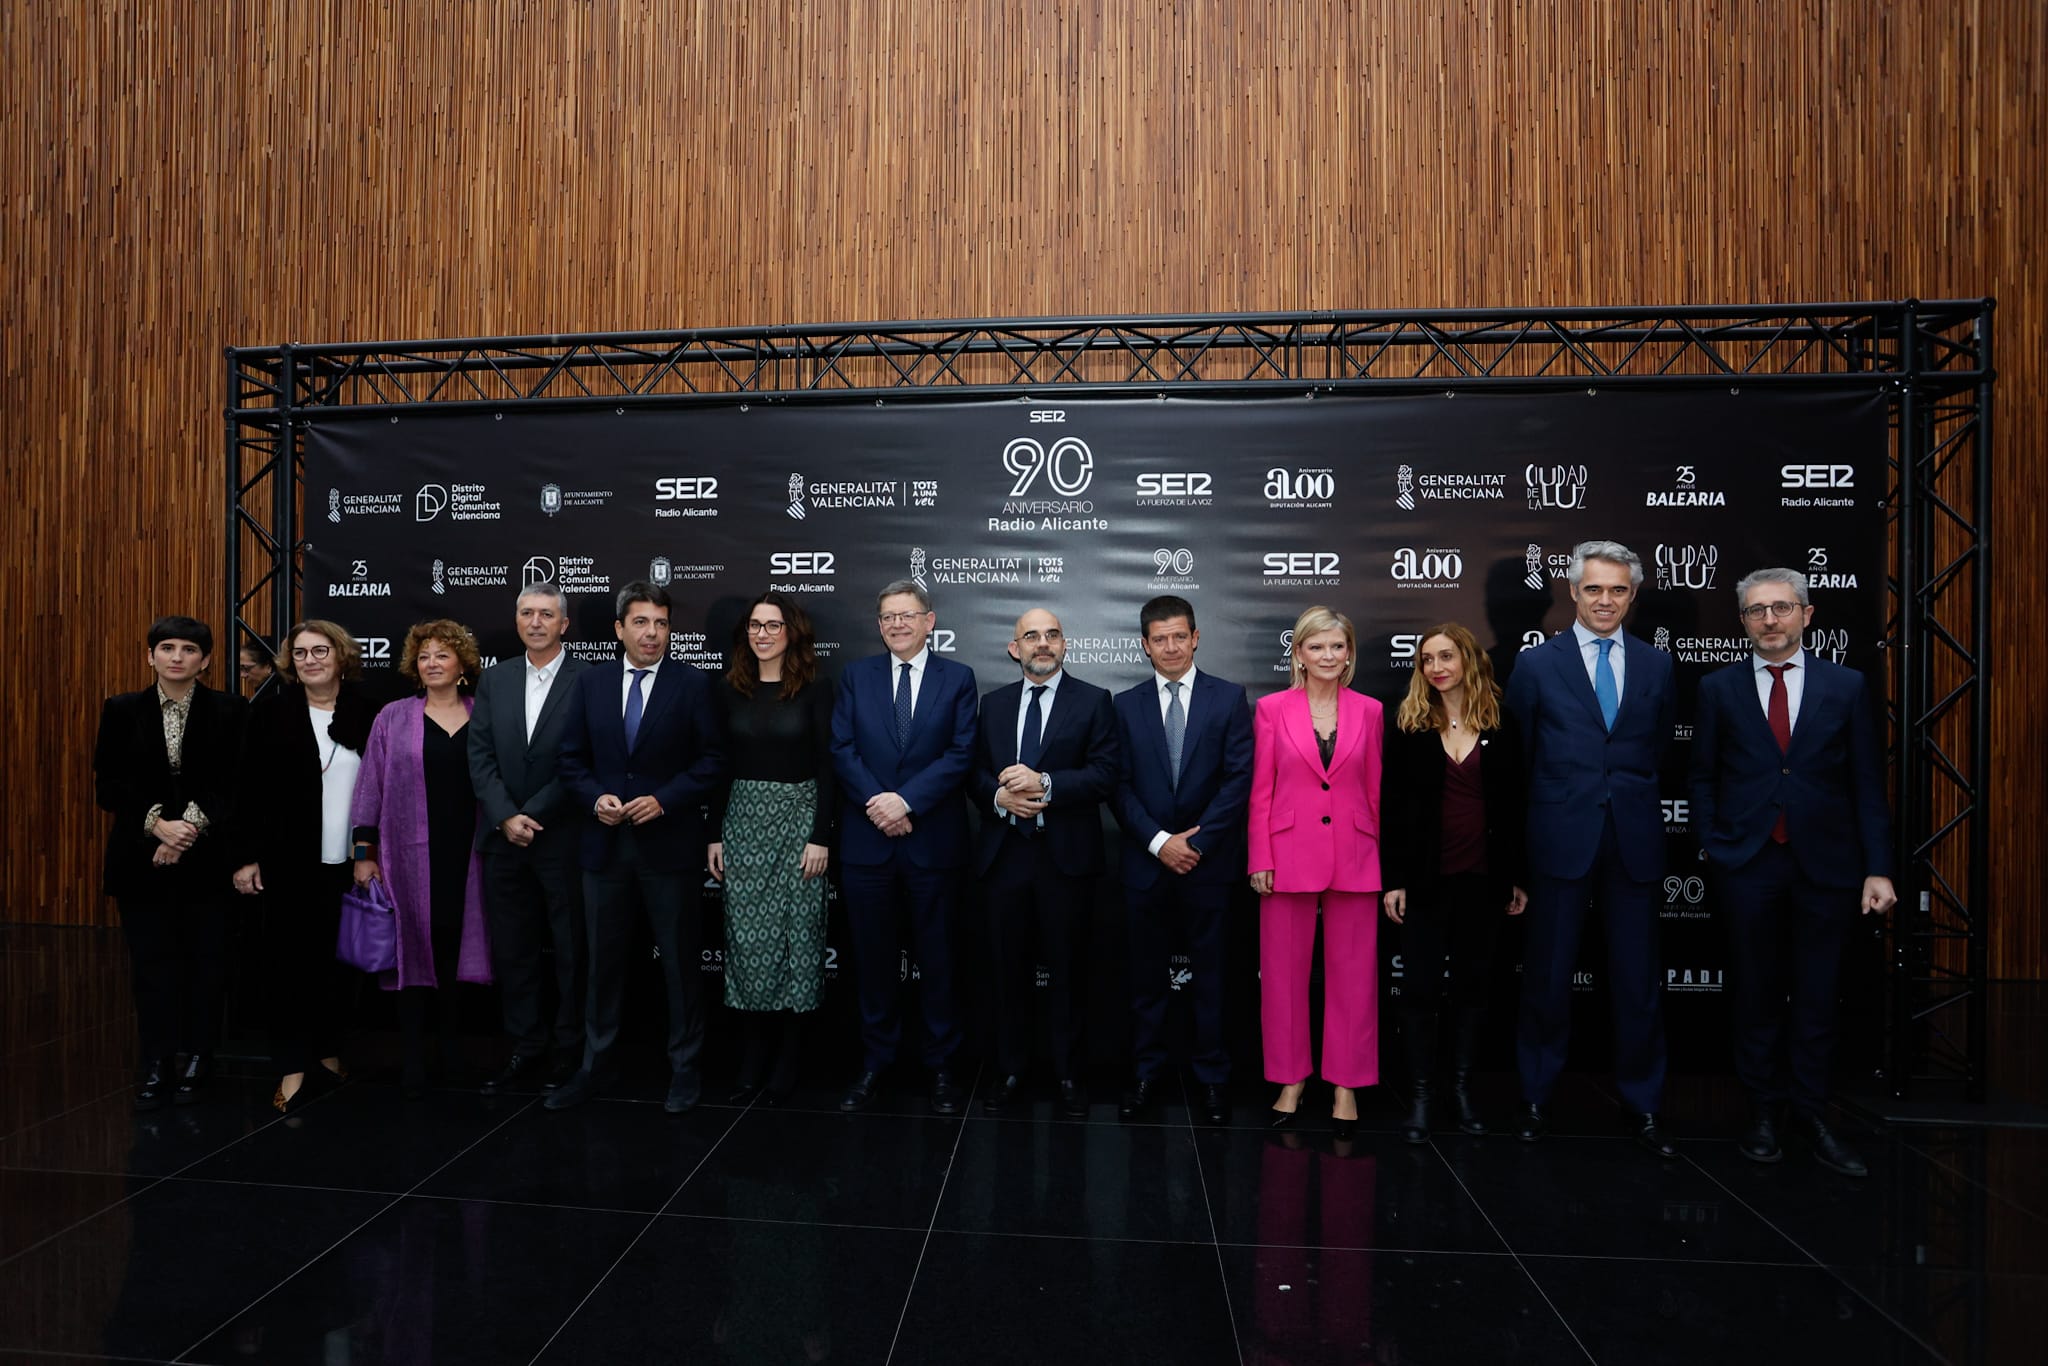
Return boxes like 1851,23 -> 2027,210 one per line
1690,566 -> 1896,1176
549,581 -> 724,1114
971,606 -> 1120,1117
1505,540 -> 1678,1155
831,580 -> 980,1115
1111,595 -> 1254,1126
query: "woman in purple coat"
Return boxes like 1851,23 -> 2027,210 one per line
350,620 -> 493,1097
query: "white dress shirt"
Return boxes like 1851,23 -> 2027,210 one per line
619,655 -> 662,717
1750,646 -> 1808,732
1146,667 -> 1199,857
889,645 -> 930,715
997,669 -> 1063,823
1571,620 -> 1626,703
524,649 -> 564,741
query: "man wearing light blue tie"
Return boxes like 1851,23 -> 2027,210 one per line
1505,540 -> 1677,1156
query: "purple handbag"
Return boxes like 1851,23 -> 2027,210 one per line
336,875 -> 398,974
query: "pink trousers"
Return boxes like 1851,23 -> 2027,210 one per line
1260,890 -> 1379,1087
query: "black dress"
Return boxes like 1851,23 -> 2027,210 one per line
422,720 -> 473,985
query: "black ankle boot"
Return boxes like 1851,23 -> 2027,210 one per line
1448,1007 -> 1488,1135
1400,1008 -> 1439,1144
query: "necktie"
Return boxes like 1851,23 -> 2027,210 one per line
623,668 -> 649,750
1767,662 -> 1794,843
1019,685 -> 1047,769
894,661 -> 913,747
1164,680 -> 1186,786
1593,638 -> 1619,731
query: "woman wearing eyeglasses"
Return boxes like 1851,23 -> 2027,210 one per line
231,620 -> 379,1113
708,592 -> 835,1104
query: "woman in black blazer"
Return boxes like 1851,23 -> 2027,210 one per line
1381,622 -> 1527,1143
231,619 -> 379,1113
92,616 -> 245,1108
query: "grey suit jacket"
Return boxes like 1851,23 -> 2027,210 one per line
467,651 -> 590,851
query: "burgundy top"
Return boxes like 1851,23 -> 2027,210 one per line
1439,743 -> 1488,875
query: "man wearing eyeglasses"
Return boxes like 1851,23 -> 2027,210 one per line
1689,567 -> 1896,1176
830,580 -> 980,1114
969,608 -> 1119,1117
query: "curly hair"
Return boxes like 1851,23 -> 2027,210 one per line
1395,622 -> 1503,733
398,619 -> 483,691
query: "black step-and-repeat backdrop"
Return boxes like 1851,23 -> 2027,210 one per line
306,392 -> 1886,1072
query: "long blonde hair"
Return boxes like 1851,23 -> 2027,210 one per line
1288,606 -> 1357,688
1396,622 -> 1502,733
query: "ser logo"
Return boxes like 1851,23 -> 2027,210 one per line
1262,552 -> 1341,582
1662,798 -> 1690,828
354,636 -> 394,665
1781,464 -> 1854,488
1004,437 -> 1094,496
1135,473 -> 1213,498
1389,633 -> 1425,667
929,629 -> 958,654
654,477 -> 719,500
769,552 -> 836,576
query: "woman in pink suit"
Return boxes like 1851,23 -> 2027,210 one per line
1249,606 -> 1383,1136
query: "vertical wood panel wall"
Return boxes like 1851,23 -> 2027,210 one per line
6,1 -> 2042,974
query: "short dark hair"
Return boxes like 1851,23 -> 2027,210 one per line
1139,595 -> 1196,637
148,616 -> 214,657
614,581 -> 673,622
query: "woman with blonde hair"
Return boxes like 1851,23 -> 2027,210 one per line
350,619 -> 494,1098
1381,622 -> 1526,1142
1247,606 -> 1384,1136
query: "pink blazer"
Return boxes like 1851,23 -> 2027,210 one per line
1248,687 -> 1383,895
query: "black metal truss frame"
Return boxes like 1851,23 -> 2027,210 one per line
225,301 -> 1995,1101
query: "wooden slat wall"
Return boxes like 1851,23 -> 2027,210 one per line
5,0 -> 2042,974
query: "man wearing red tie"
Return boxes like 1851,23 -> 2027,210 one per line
1689,567 -> 1897,1176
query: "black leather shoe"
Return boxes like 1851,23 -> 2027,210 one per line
985,1074 -> 1022,1114
481,1052 -> 541,1096
665,1069 -> 702,1114
1060,1079 -> 1089,1119
544,1057 -> 577,1090
1632,1112 -> 1679,1159
840,1070 -> 879,1112
1797,1111 -> 1868,1177
1515,1102 -> 1548,1142
930,1072 -> 962,1116
135,1058 -> 173,1112
173,1054 -> 211,1106
1201,1084 -> 1229,1127
544,1069 -> 609,1111
1738,1105 -> 1784,1163
1267,1107 -> 1298,1130
1118,1078 -> 1155,1121
1401,1085 -> 1432,1145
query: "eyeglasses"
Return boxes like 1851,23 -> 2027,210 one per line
238,661 -> 266,675
878,612 -> 929,626
290,644 -> 333,661
1739,601 -> 1803,622
1018,629 -> 1063,644
745,620 -> 786,636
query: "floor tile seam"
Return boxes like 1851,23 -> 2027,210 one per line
0,1077 -> 142,1144
155,1172 -> 408,1198
0,1348 -> 176,1364
881,1062 -> 983,1366
664,1209 -> 936,1236
0,1174 -> 166,1272
170,1094 -> 545,1364
411,1189 -> 669,1220
1429,1137 -> 1599,1365
1678,1149 -> 1956,1366
1178,1069 -> 1247,1366
522,1099 -> 756,1366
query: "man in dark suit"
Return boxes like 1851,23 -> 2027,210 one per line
971,607 -> 1120,1117
93,616 -> 245,1108
1110,594 -> 1254,1126
1690,566 -> 1896,1176
550,581 -> 724,1113
1505,540 -> 1678,1155
468,582 -> 589,1094
830,579 -> 980,1115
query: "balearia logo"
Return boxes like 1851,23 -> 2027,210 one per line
1151,547 -> 1199,590
332,558 -> 391,598
1805,546 -> 1859,589
1646,463 -> 1726,507
1654,543 -> 1719,591
1403,464 -> 1507,507
1525,463 -> 1588,511
768,551 -> 837,595
417,482 -> 502,522
1261,550 -> 1341,587
654,476 -> 719,519
1390,546 -> 1464,589
1135,470 -> 1215,507
1803,627 -> 1851,663
995,434 -> 1102,531
1265,466 -> 1335,509
1780,463 -> 1856,509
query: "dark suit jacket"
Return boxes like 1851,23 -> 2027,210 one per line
467,651 -> 589,852
1688,655 -> 1894,887
1379,706 -> 1528,905
830,649 -> 980,869
557,658 -> 724,874
1504,629 -> 1673,883
970,672 -> 1120,878
94,682 -> 245,899
232,682 -> 379,879
1111,670 -> 1255,889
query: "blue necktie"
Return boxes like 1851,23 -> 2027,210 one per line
624,668 -> 650,750
1164,680 -> 1186,786
1019,685 -> 1047,770
1593,638 -> 1619,731
894,661 -> 913,747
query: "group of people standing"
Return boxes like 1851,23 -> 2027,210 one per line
94,535 -> 1895,1175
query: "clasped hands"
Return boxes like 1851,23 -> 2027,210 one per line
594,794 -> 664,827
150,817 -> 199,867
866,791 -> 913,837
993,764 -> 1047,821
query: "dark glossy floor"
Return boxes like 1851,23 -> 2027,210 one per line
2,925 -> 2041,1365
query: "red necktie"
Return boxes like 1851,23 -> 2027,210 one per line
1767,662 -> 1793,843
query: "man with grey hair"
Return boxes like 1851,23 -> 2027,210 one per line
1689,566 -> 1895,1175
1505,538 -> 1678,1155
830,579 -> 980,1114
468,582 -> 588,1092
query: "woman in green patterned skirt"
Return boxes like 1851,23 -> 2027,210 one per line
709,591 -> 835,1104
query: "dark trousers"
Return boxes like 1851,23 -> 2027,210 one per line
581,826 -> 704,1077
985,830 -> 1091,1078
1714,841 -> 1858,1114
397,877 -> 464,1069
1126,877 -> 1231,1084
482,834 -> 586,1058
1398,872 -> 1505,1010
1516,815 -> 1667,1113
841,852 -> 961,1071
264,862 -> 355,1074
117,893 -> 228,1062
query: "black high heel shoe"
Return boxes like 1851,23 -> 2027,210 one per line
1331,1086 -> 1358,1140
